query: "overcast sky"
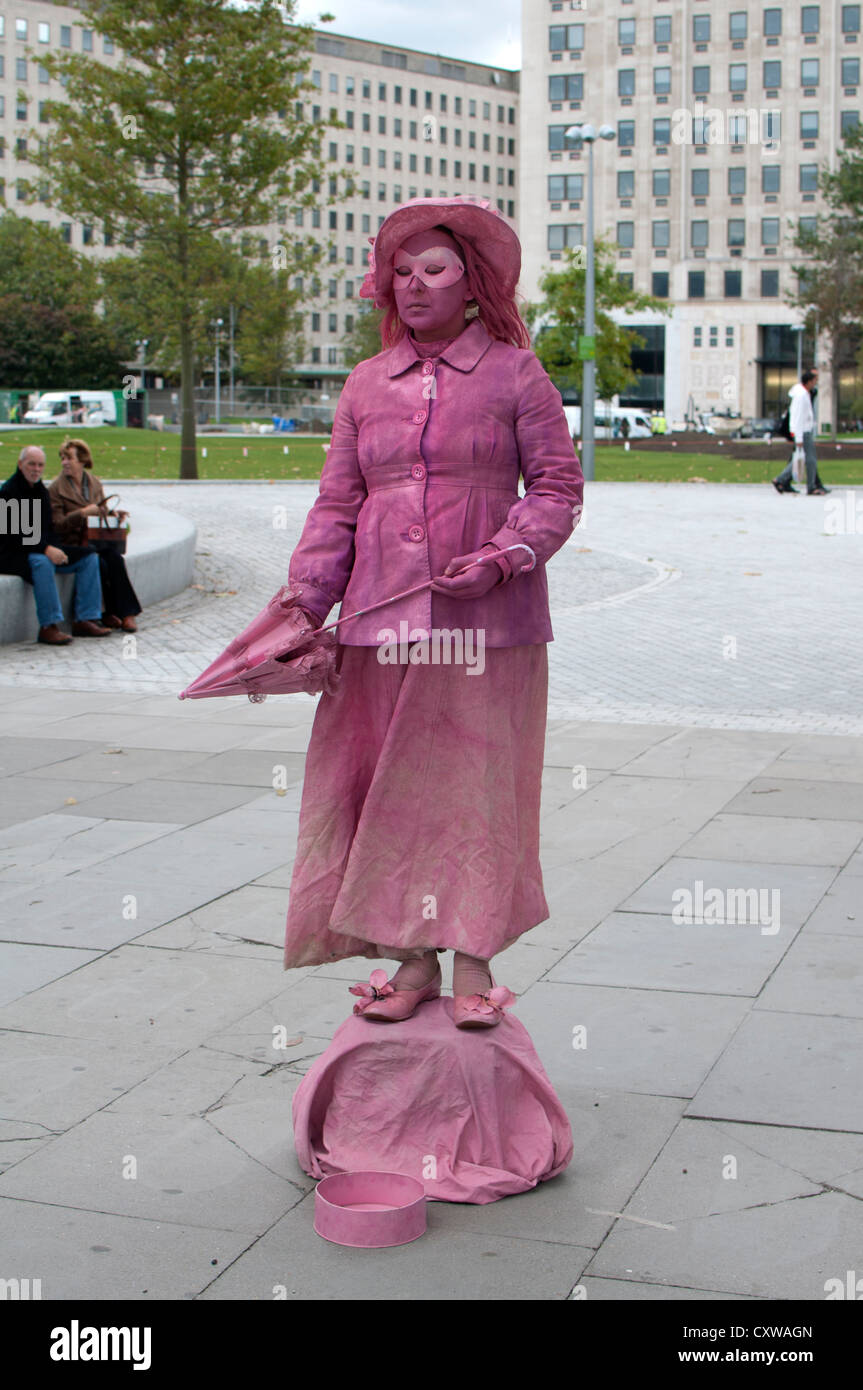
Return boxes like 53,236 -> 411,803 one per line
294,1 -> 522,70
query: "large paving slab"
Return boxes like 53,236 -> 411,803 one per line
0,1196 -> 256,1300
686,1011 -> 863,1132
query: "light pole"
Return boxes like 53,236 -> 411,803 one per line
212,318 -> 224,424
565,123 -> 616,483
135,337 -> 149,389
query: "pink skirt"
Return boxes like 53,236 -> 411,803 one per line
283,641 -> 550,967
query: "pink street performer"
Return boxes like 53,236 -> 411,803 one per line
283,195 -> 584,1028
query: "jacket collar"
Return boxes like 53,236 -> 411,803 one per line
386,316 -> 493,377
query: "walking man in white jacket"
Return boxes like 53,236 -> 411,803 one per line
772,368 -> 830,495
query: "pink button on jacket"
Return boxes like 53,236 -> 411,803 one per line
288,317 -> 584,646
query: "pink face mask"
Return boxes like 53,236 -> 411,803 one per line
393,245 -> 465,289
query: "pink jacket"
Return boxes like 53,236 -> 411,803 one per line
288,317 -> 584,646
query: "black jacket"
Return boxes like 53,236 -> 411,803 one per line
0,469 -> 88,584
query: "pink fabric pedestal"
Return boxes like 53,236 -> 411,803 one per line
292,996 -> 573,1204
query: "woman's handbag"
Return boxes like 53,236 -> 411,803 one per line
85,494 -> 130,553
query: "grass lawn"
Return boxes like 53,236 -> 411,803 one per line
2,426 -> 861,485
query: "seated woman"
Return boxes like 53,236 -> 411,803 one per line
48,438 -> 142,632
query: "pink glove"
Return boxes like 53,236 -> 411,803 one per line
429,545 -> 505,599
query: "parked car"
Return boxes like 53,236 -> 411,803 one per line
732,417 -> 776,440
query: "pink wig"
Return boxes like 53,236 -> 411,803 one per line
377,224 -> 531,351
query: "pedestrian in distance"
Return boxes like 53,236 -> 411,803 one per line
772,368 -> 831,496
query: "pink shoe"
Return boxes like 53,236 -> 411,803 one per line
452,972 -> 517,1030
349,966 -> 441,1022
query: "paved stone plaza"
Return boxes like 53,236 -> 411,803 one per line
0,481 -> 862,1300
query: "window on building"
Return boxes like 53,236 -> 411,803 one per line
16,18 -> 28,40
652,220 -> 670,248
60,222 -> 72,243
547,224 -> 584,250
549,24 -> 585,52
60,24 -> 72,47
549,74 -> 584,100
654,16 -> 672,43
689,272 -> 706,298
618,272 -> 634,289
842,110 -> 861,134
653,118 -> 671,145
800,111 -> 819,138
618,19 -> 636,45
843,6 -> 862,34
652,272 -> 669,298
724,270 -> 742,298
762,217 -> 780,245
617,170 -> 634,198
801,6 -> 820,34
38,66 -> 49,85
38,21 -> 50,43
692,168 -> 709,196
549,173 -> 584,200
16,58 -> 27,81
693,15 -> 711,42
729,64 -> 747,91
691,220 -> 709,248
709,326 -> 719,346
616,221 -> 634,248
82,29 -> 93,50
653,168 -> 671,196
842,58 -> 860,85
694,327 -> 703,346
762,165 -> 781,192
764,8 -> 782,37
763,60 -> 782,88
799,163 -> 819,191
654,67 -> 671,95
728,218 -> 745,246
618,120 -> 635,147
730,12 -> 748,39
761,269 -> 780,297
693,66 -> 711,94
619,69 -> 635,97
801,59 -> 820,86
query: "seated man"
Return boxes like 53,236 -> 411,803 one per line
0,446 -> 111,645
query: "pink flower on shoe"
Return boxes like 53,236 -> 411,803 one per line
461,986 -> 516,1016
349,968 -> 394,1013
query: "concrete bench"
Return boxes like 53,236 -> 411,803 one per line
0,501 -> 197,644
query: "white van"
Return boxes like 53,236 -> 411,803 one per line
23,391 -> 117,427
563,405 -> 653,440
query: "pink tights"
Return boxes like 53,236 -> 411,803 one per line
391,950 -> 492,995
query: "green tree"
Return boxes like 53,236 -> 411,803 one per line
0,213 -> 126,386
26,0 -> 341,477
790,123 -> 863,435
524,238 -> 671,401
100,232 -> 309,394
342,301 -> 385,368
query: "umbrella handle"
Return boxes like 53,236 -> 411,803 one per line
316,544 -> 536,633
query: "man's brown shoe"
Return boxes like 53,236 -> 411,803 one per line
120,616 -> 138,632
101,613 -> 123,629
37,624 -> 73,646
72,619 -> 112,637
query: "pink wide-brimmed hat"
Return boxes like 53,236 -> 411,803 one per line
358,195 -> 521,307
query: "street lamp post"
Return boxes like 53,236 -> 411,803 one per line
134,338 -> 149,425
213,318 -> 224,425
565,123 -> 616,483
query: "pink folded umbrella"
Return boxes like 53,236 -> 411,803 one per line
177,544 -> 534,703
